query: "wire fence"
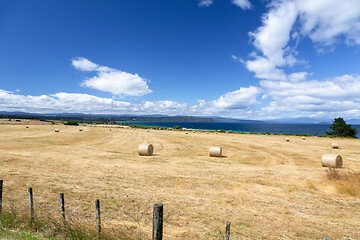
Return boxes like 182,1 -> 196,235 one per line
0,179 -> 244,240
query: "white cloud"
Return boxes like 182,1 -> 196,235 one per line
198,0 -> 213,7
249,0 -> 298,67
81,70 -> 152,97
0,86 -> 262,118
72,57 -> 152,97
246,57 -> 287,81
72,57 -> 100,71
141,101 -> 188,114
245,0 -> 360,81
211,86 -> 261,109
192,86 -> 261,117
260,74 -> 360,117
231,0 -> 252,10
297,0 -> 360,46
0,90 -> 187,115
3,74 -> 360,119
288,72 -> 310,82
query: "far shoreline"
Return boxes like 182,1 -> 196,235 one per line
119,121 -> 360,139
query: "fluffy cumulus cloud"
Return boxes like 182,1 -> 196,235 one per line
72,57 -> 152,97
237,0 -> 360,119
231,0 -> 252,10
245,0 -> 360,81
259,74 -> 360,118
191,86 -> 261,116
207,86 -> 260,109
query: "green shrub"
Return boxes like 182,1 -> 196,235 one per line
64,120 -> 79,126
326,117 -> 357,138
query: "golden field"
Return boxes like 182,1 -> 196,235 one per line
0,122 -> 359,239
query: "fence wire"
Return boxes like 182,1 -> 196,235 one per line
0,183 -> 244,240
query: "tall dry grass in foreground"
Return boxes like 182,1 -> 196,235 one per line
325,168 -> 360,197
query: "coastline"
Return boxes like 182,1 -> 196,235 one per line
120,121 -> 360,138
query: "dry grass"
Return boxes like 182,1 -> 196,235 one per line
325,168 -> 360,196
0,123 -> 360,239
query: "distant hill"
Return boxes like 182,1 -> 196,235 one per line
346,119 -> 360,125
0,111 -> 215,122
1,111 -> 360,125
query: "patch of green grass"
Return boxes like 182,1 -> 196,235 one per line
0,211 -> 99,240
111,151 -> 121,154
0,212 -> 49,240
0,227 -> 45,239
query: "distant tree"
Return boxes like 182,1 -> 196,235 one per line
326,118 -> 357,138
173,125 -> 182,130
64,120 -> 79,126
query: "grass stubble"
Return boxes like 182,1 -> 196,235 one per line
0,123 -> 359,239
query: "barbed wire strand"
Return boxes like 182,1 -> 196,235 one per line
1,187 -> 245,240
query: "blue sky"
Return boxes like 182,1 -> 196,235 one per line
1,0 -> 360,120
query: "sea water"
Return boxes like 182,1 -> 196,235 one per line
125,121 -> 360,138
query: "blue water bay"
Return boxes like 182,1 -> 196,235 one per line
125,122 -> 360,138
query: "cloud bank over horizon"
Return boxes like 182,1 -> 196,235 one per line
3,72 -> 360,120
0,85 -> 262,118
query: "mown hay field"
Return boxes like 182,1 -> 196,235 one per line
0,123 -> 359,239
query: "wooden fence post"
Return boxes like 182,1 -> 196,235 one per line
28,188 -> 34,230
225,221 -> 231,240
0,180 -> 3,213
152,203 -> 163,240
60,193 -> 65,221
95,199 -> 101,240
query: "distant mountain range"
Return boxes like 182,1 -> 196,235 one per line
1,111 -> 360,125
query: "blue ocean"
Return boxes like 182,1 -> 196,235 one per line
126,122 -> 360,138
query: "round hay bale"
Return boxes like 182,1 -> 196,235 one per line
302,137 -> 306,140
55,129 -> 60,133
79,128 -> 83,131
331,143 -> 339,149
285,138 -> 290,142
138,144 -> 154,156
209,147 -> 222,157
26,126 -> 29,128
321,154 -> 343,168
109,128 -> 112,131
185,132 -> 188,134
147,130 -> 150,132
